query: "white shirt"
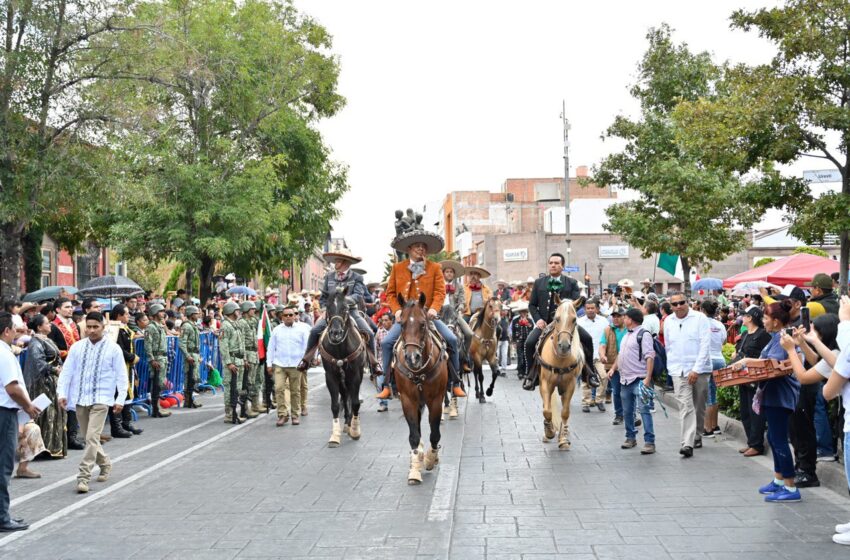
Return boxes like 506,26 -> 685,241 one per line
834,322 -> 850,433
578,314 -> 608,360
708,318 -> 726,362
0,340 -> 27,409
663,309 -> 712,375
642,313 -> 660,336
58,337 -> 128,409
267,321 -> 311,368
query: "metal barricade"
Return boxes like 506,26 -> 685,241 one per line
198,331 -> 221,394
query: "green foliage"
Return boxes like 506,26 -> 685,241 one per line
125,258 -> 162,294
792,246 -> 829,258
753,257 -> 775,268
722,343 -> 736,364
716,385 -> 741,420
587,26 -> 763,293
164,264 -> 186,295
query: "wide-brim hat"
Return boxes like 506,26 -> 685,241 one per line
323,247 -> 362,264
510,300 -> 529,312
618,278 -> 635,288
526,276 -> 535,284
264,287 -> 278,296
391,230 -> 444,254
439,260 -> 465,276
287,293 -> 301,303
465,266 -> 490,279
351,267 -> 367,276
496,279 -> 508,286
511,280 -> 523,287
367,281 -> 382,290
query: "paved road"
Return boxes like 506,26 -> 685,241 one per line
2,368 -> 848,559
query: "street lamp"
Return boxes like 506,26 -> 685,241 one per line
597,262 -> 604,295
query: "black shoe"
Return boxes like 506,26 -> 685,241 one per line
635,418 -> 642,427
68,436 -> 85,450
679,446 -> 693,458
582,405 -> 590,413
596,402 -> 606,412
0,520 -> 28,532
612,416 -> 623,425
701,430 -> 715,438
694,440 -> 703,449
712,427 -> 721,435
794,472 -> 820,488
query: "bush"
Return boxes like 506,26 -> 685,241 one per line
722,343 -> 736,364
717,385 -> 740,420
753,257 -> 775,268
792,246 -> 829,258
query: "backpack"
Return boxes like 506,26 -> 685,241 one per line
637,329 -> 667,380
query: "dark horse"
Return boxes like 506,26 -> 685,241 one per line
469,297 -> 501,403
395,293 -> 448,484
320,286 -> 366,448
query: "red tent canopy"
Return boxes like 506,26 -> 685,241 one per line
722,253 -> 839,289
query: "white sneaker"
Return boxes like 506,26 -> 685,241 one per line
817,455 -> 837,462
835,521 -> 850,534
833,532 -> 850,545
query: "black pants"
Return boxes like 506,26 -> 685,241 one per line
0,408 -> 17,524
790,382 -> 818,477
524,325 -> 594,376
515,336 -> 528,376
738,384 -> 766,452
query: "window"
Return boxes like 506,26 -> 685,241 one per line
76,244 -> 100,287
41,274 -> 51,289
42,249 -> 52,272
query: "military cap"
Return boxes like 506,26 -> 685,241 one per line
148,303 -> 165,315
255,300 -> 264,311
240,301 -> 254,313
184,305 -> 200,316
274,305 -> 285,312
222,302 -> 240,316
264,304 -> 275,312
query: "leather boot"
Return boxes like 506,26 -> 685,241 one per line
121,406 -> 143,435
67,411 -> 85,450
448,361 -> 466,398
366,348 -> 383,378
109,408 -> 132,438
522,362 -> 540,391
376,368 -> 393,400
151,376 -> 171,418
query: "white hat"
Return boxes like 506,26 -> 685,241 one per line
526,276 -> 535,284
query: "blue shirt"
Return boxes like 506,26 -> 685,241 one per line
758,332 -> 800,411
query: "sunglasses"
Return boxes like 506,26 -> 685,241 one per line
282,313 -> 295,317
670,301 -> 688,307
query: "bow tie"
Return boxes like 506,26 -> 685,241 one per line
445,284 -> 456,294
469,284 -> 482,292
337,273 -> 346,282
547,278 -> 563,292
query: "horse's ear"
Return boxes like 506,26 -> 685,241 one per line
553,293 -> 562,306
418,292 -> 427,307
573,296 -> 586,310
397,294 -> 405,307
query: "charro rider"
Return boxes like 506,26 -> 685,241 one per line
297,247 -> 382,377
376,230 -> 467,399
521,252 -> 597,391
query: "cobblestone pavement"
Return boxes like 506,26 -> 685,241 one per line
1,368 -> 849,559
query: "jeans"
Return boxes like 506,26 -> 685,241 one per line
621,378 -> 654,443
381,320 -> 459,375
708,359 -> 724,406
610,371 -> 623,418
376,374 -> 388,406
814,385 -> 835,457
764,405 -> 795,479
0,408 -> 16,524
843,432 -> 850,494
498,340 -> 509,370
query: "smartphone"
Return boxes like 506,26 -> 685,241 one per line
801,307 -> 810,333
785,327 -> 794,336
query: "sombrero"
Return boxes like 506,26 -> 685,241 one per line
510,280 -> 523,287
526,276 -> 535,283
496,279 -> 508,286
439,260 -> 465,276
287,293 -> 301,303
510,300 -> 529,312
323,247 -> 362,264
618,278 -> 635,288
465,266 -> 490,279
367,281 -> 382,289
391,230 -> 444,254
351,267 -> 367,276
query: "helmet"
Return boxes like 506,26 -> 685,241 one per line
172,297 -> 185,309
148,303 -> 164,315
274,305 -> 285,313
222,302 -> 240,316
255,300 -> 264,311
264,304 -> 275,313
184,305 -> 200,316
240,301 -> 254,313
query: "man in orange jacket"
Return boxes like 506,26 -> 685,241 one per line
377,230 -> 466,399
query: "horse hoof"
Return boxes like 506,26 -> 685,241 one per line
408,476 -> 422,485
478,396 -> 486,404
485,388 -> 493,397
348,417 -> 361,440
328,440 -> 340,448
542,436 -> 552,443
424,448 -> 439,471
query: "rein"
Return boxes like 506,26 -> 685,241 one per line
535,321 -> 581,377
319,315 -> 365,369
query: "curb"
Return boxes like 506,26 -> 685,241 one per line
656,387 -> 848,498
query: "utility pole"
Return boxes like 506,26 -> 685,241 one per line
561,100 -> 571,266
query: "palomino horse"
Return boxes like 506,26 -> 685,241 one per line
537,297 -> 585,450
469,297 -> 501,403
319,286 -> 366,448
394,293 -> 448,485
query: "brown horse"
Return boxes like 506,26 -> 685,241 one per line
469,297 -> 501,403
537,298 -> 584,450
394,293 -> 449,485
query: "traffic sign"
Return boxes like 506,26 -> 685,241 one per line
563,265 -> 580,273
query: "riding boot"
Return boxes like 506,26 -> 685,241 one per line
366,347 -> 383,379
121,406 -> 143,435
297,344 -> 318,372
522,362 -> 540,391
151,375 -> 171,418
376,368 -> 394,400
67,411 -> 85,450
448,361 -> 467,398
109,408 -> 132,438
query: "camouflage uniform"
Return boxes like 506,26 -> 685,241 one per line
238,302 -> 264,414
219,312 -> 246,422
179,308 -> 202,408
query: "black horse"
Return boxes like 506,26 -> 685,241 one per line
320,286 -> 366,448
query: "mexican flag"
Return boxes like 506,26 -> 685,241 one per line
657,252 -> 685,280
256,306 -> 272,360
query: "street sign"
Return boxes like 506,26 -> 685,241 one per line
803,169 -> 842,183
563,265 -> 580,273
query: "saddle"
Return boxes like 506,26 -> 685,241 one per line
530,321 -> 598,386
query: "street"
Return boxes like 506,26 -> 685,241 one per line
1,368 -> 848,560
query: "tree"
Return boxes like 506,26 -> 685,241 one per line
673,0 -> 850,293
792,246 -> 829,258
753,257 -> 775,268
0,0 -> 139,298
102,0 -> 347,301
586,26 -> 762,293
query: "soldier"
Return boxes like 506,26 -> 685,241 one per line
179,306 -> 203,409
144,303 -> 171,418
238,301 -> 263,416
267,304 -> 279,330
219,302 -> 247,423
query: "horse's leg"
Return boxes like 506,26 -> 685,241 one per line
559,376 -> 576,450
327,372 -> 342,448
400,387 -> 424,485
540,373 -> 555,442
349,363 -> 363,440
424,380 -> 443,471
474,363 -> 485,403
485,352 -> 499,397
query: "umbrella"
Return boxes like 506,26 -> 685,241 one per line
78,275 -> 144,299
692,277 -> 723,292
226,285 -> 256,296
730,281 -> 781,297
22,285 -> 78,303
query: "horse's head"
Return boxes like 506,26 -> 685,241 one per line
326,285 -> 350,345
439,303 -> 458,325
398,292 -> 429,370
483,297 -> 501,329
553,298 -> 582,356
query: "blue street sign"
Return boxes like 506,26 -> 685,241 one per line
563,265 -> 580,273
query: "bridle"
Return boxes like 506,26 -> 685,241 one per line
326,313 -> 349,345
551,313 -> 576,359
400,309 -> 435,374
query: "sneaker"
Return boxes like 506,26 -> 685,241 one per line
581,405 -> 590,413
701,430 -> 715,438
621,439 -> 637,449
712,427 -> 721,435
764,487 -> 801,503
833,532 -> 850,545
679,446 -> 693,458
377,404 -> 388,413
596,402 -> 606,412
794,472 -> 820,488
640,443 -> 656,455
96,464 -> 111,482
835,521 -> 850,534
76,480 -> 89,494
612,416 -> 623,425
758,480 -> 784,495
694,440 -> 703,449
817,455 -> 837,463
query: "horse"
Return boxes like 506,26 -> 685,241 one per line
439,304 -> 463,419
319,286 -> 367,448
394,293 -> 448,485
469,297 -> 501,403
536,297 -> 585,450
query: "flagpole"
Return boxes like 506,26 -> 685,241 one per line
652,252 -> 657,285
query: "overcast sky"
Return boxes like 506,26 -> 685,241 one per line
295,0 -> 795,283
